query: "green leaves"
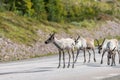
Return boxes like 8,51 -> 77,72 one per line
46,0 -> 66,22
31,0 -> 47,20
0,0 -> 120,22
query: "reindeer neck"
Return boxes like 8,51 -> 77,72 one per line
53,38 -> 63,50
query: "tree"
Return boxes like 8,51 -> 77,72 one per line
31,0 -> 47,20
15,0 -> 33,16
46,0 -> 66,22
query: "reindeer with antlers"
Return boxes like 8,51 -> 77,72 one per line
45,32 -> 75,68
96,38 -> 120,65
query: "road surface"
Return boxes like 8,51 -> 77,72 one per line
0,50 -> 120,80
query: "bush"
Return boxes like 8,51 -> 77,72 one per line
0,0 -> 120,23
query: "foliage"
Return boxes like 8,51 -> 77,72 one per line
0,12 -> 39,45
0,0 -> 120,22
31,0 -> 47,20
46,0 -> 66,22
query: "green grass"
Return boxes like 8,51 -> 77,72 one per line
0,12 -> 39,45
0,12 -> 67,45
0,12 -> 75,45
71,19 -> 97,30
0,52 -> 56,62
0,11 -> 119,46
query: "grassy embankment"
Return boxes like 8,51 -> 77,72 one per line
0,12 -> 98,45
0,11 -> 120,47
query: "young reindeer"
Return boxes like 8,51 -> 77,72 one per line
45,32 -> 75,68
74,36 -> 96,63
96,38 -> 120,64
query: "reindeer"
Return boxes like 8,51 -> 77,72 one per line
45,32 -> 75,68
96,38 -> 120,64
74,36 -> 96,63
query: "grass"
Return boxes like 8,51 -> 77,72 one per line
0,52 -> 56,62
115,36 -> 120,40
71,19 -> 97,30
0,11 -> 80,46
0,12 -> 68,45
1,11 -> 118,45
0,12 -> 39,45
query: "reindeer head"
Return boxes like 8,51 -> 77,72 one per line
45,32 -> 56,44
75,35 -> 80,44
96,38 -> 105,54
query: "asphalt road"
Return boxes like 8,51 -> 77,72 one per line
0,50 -> 120,80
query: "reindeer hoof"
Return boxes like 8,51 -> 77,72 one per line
63,65 -> 65,68
67,65 -> 70,68
94,59 -> 96,62
84,60 -> 86,63
74,60 -> 77,63
72,65 -> 74,68
88,60 -> 90,63
57,65 -> 60,68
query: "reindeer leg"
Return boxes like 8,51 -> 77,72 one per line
63,50 -> 65,68
118,50 -> 120,64
92,48 -> 96,62
111,55 -> 114,66
113,54 -> 116,66
87,50 -> 91,63
100,50 -> 106,64
71,49 -> 75,68
67,50 -> 71,68
119,53 -> 120,64
74,49 -> 80,63
57,50 -> 61,68
107,53 -> 110,65
83,49 -> 86,63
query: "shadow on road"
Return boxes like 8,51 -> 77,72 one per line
85,63 -> 120,68
85,63 -> 102,67
0,67 -> 55,75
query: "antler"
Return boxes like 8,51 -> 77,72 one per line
112,47 -> 116,51
49,32 -> 56,36
101,38 -> 105,46
76,35 -> 80,41
95,39 -> 100,46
